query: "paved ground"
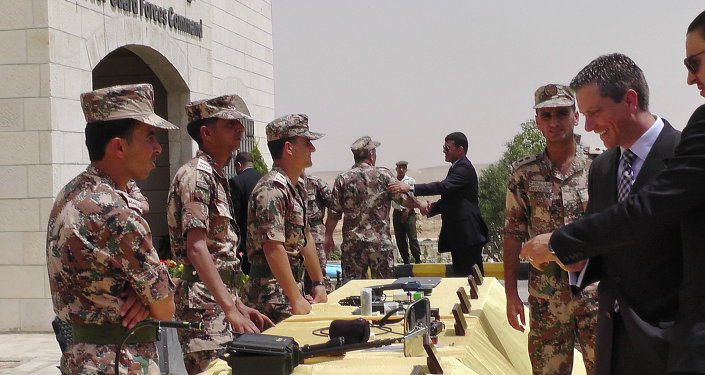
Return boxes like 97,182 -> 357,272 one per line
0,333 -> 60,374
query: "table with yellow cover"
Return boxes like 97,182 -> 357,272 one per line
202,277 -> 586,375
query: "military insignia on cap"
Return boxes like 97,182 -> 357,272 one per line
544,84 -> 558,97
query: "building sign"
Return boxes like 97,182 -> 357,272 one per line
94,0 -> 203,38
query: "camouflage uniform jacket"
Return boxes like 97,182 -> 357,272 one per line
504,143 -> 592,302
304,175 -> 332,244
167,150 -> 240,280
247,167 -> 308,269
329,162 -> 401,251
46,165 -> 172,374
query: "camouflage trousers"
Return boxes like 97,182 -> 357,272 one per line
528,284 -> 598,375
183,349 -> 219,375
242,277 -> 305,324
174,281 -> 234,354
60,342 -> 159,375
341,242 -> 394,279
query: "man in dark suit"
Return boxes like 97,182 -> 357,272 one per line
228,151 -> 263,274
388,132 -> 488,276
523,17 -> 705,374
569,53 -> 682,375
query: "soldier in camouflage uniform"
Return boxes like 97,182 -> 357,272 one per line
46,84 -> 176,375
242,114 -> 328,324
302,173 -> 333,292
503,84 -> 599,375
324,136 -> 406,279
166,96 -> 272,374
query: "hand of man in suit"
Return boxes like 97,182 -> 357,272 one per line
521,233 -> 558,265
387,180 -> 410,193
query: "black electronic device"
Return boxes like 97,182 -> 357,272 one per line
222,333 -> 303,375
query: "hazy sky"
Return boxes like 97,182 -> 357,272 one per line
272,1 -> 705,172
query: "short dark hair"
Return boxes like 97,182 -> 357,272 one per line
570,53 -> 649,111
445,132 -> 468,153
688,10 -> 705,39
85,119 -> 138,162
186,117 -> 218,146
235,151 -> 253,164
267,136 -> 295,160
353,150 -> 372,163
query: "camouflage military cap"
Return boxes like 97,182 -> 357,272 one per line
396,160 -> 408,166
80,84 -> 178,129
186,95 -> 251,124
266,114 -> 324,141
533,84 -> 575,109
350,136 -> 380,156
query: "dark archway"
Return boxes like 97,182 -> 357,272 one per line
92,47 -> 172,254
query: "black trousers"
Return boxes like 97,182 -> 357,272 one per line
392,210 -> 421,264
449,243 -> 484,277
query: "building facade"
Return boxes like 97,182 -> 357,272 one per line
0,0 -> 274,331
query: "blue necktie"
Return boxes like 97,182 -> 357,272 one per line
618,149 -> 637,202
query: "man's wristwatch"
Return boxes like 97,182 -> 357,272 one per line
548,240 -> 556,256
312,280 -> 325,287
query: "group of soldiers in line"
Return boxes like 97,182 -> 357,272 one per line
45,82 -> 442,374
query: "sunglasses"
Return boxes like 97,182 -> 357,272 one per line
443,144 -> 454,152
684,49 -> 705,74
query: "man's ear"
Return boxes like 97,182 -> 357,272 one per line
105,137 -> 126,159
199,124 -> 212,144
284,139 -> 295,157
624,89 -> 639,113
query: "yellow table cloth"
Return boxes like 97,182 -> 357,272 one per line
201,277 -> 586,375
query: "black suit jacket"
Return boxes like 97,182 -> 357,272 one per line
414,156 -> 488,252
582,121 -> 681,374
550,109 -> 705,373
228,167 -> 263,272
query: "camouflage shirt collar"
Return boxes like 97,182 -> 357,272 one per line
272,166 -> 296,188
542,135 -> 588,180
86,164 -> 119,190
196,149 -> 225,179
352,161 -> 371,169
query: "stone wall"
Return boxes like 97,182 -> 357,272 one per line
0,0 -> 274,331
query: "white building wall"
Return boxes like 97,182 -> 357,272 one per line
0,0 -> 274,332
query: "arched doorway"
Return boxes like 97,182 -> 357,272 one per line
92,47 -> 186,257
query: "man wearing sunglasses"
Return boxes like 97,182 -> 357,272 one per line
521,53 -> 685,374
388,132 -> 488,277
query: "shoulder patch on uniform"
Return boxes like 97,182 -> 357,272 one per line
273,171 -> 288,187
511,153 -> 541,169
196,158 -> 212,175
583,146 -> 605,156
116,190 -> 144,215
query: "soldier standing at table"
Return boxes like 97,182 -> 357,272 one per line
46,84 -> 176,375
504,84 -> 598,374
166,96 -> 272,374
242,114 -> 328,324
